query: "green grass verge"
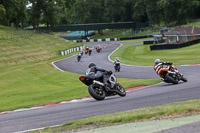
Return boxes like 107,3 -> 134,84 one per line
185,20 -> 200,28
110,42 -> 200,66
30,99 -> 200,133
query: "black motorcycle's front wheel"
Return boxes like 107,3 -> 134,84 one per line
88,84 -> 105,100
115,83 -> 126,97
165,73 -> 178,84
181,76 -> 188,82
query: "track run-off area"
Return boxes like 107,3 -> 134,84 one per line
0,40 -> 200,133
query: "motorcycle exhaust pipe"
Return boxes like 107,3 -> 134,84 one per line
93,80 -> 104,86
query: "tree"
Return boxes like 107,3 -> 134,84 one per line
104,0 -> 126,22
145,0 -> 162,26
28,0 -> 46,30
0,4 -> 6,23
132,0 -> 148,23
177,0 -> 200,24
0,0 -> 15,26
66,0 -> 105,24
43,0 -> 59,29
11,0 -> 27,29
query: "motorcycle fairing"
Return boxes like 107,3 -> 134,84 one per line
79,74 -> 103,86
158,68 -> 169,77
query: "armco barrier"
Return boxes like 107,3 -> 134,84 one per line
150,39 -> 200,50
72,35 -> 153,43
119,35 -> 153,40
143,39 -> 166,45
60,46 -> 85,56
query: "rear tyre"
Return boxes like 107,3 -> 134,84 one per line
165,73 -> 178,84
88,85 -> 105,100
115,83 -> 126,97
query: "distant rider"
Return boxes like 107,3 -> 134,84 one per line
89,48 -> 92,55
85,47 -> 89,54
113,57 -> 120,67
80,49 -> 83,56
86,63 -> 112,89
77,52 -> 82,61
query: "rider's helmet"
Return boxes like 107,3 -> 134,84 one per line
155,59 -> 161,64
88,63 -> 96,68
116,57 -> 118,60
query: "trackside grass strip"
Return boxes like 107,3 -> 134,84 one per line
30,99 -> 200,133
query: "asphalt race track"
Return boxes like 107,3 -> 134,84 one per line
0,41 -> 200,133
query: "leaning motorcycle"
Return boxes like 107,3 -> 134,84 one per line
79,71 -> 126,100
158,63 -> 187,84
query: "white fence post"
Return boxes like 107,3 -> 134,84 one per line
61,51 -> 64,56
106,38 -> 110,41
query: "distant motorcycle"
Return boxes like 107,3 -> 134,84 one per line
79,71 -> 126,100
114,62 -> 120,72
85,49 -> 88,54
77,54 -> 81,62
158,63 -> 187,84
89,49 -> 92,56
96,47 -> 101,53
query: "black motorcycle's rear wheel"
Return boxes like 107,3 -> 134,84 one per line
88,84 -> 105,100
115,83 -> 126,97
165,73 -> 178,84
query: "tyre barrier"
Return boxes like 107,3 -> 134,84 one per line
60,46 -> 85,56
150,39 -> 200,50
143,39 -> 166,45
72,35 -> 153,43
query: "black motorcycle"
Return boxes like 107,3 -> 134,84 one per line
96,47 -> 101,53
77,55 -> 81,62
89,50 -> 92,56
79,71 -> 126,100
114,63 -> 120,72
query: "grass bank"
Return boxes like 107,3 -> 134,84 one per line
110,42 -> 200,66
31,99 -> 200,133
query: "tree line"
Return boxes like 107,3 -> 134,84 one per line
0,0 -> 200,30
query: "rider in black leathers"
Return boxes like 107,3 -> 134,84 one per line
86,63 -> 111,89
